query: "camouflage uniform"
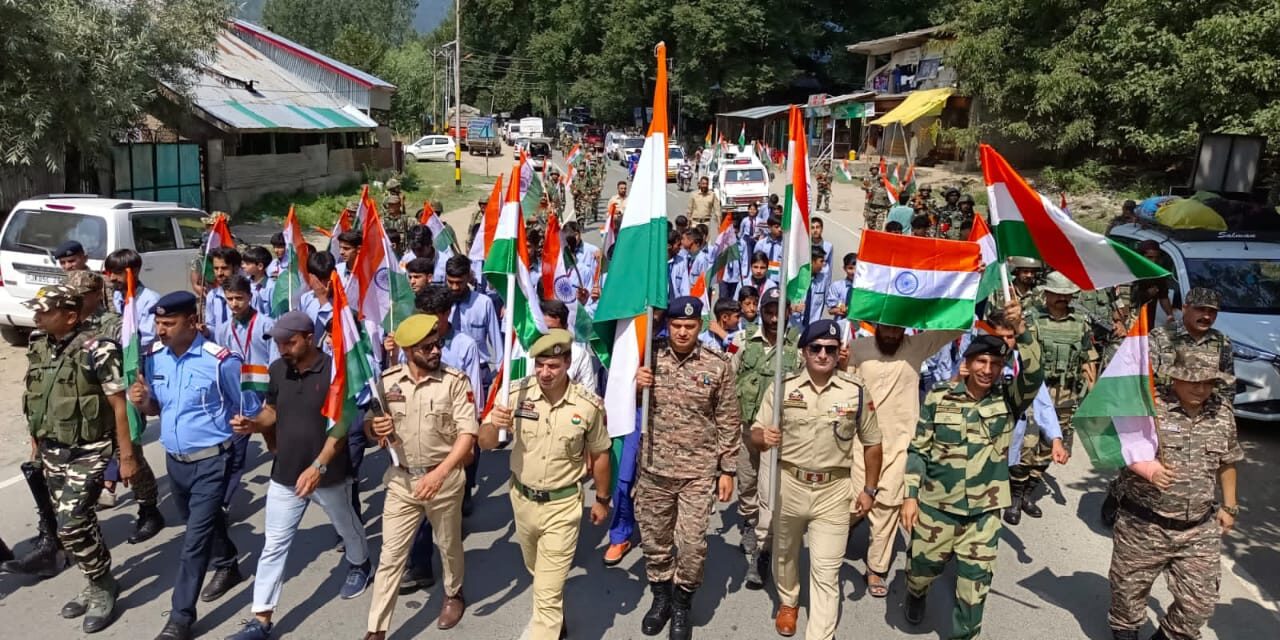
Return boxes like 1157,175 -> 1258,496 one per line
637,338 -> 741,590
384,212 -> 414,245
22,285 -> 125,626
1108,383 -> 1241,639
1150,290 -> 1234,405
905,331 -> 1043,640
864,182 -> 890,232
814,163 -> 833,212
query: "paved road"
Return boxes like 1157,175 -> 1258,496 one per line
0,147 -> 1276,639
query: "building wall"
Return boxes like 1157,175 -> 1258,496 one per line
205,142 -> 393,212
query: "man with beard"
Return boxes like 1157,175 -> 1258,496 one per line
902,299 -> 1042,640
443,255 -> 500,515
845,322 -> 964,599
686,176 -> 721,227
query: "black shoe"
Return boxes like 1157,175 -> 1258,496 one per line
1111,629 -> 1139,640
905,591 -> 927,625
155,619 -> 193,640
1147,627 -> 1170,640
0,534 -> 66,579
0,537 -> 12,563
1003,481 -> 1024,525
669,586 -> 693,640
129,506 -> 166,544
398,565 -> 436,594
641,580 -> 673,636
200,565 -> 244,602
1021,483 -> 1044,519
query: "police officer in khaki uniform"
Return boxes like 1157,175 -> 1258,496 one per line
478,329 -> 612,640
363,315 -> 476,638
753,320 -> 883,639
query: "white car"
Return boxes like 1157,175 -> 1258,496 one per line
605,131 -> 627,160
504,123 -> 521,144
714,156 -> 770,213
0,196 -> 204,344
1108,223 -> 1280,422
666,146 -> 686,181
405,135 -> 457,162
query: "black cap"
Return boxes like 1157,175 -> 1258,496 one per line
54,240 -> 85,259
666,296 -> 703,319
266,310 -> 315,340
963,334 -> 1011,359
798,319 -> 841,347
153,291 -> 199,317
760,287 -> 782,308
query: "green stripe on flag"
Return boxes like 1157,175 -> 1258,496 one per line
993,220 -> 1042,261
848,290 -> 976,330
1073,417 -> 1126,468
1112,240 -> 1170,279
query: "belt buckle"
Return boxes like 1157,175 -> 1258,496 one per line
801,471 -> 826,484
530,488 -> 551,502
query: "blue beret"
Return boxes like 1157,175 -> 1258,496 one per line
54,240 -> 85,259
153,291 -> 199,316
666,296 -> 703,320
798,319 -> 841,347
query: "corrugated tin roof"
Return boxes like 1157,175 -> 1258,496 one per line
822,91 -> 876,106
230,19 -> 394,89
846,25 -> 948,55
173,32 -> 377,132
716,104 -> 793,119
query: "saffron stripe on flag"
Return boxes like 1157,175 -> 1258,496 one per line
856,230 -> 984,273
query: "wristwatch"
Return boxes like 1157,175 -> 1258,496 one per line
311,460 -> 328,474
863,486 -> 880,499
595,494 -> 611,506
1221,504 -> 1239,517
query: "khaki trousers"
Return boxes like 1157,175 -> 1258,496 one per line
736,432 -> 773,550
858,501 -> 901,574
773,471 -> 852,640
367,467 -> 465,633
511,486 -> 582,640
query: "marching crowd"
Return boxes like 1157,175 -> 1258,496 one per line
0,164 -> 1242,640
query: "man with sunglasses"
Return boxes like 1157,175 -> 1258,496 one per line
752,319 -> 884,638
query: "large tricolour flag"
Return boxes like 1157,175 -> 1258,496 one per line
270,205 -> 309,317
593,41 -> 671,438
322,271 -> 379,433
1072,308 -> 1159,469
346,194 -> 415,358
968,212 -> 1001,303
483,158 -> 549,380
848,230 -> 982,330
468,175 -> 504,264
781,105 -> 812,302
121,268 -> 144,442
981,144 -> 1167,289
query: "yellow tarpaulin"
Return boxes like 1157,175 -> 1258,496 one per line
1155,198 -> 1228,231
869,88 -> 955,126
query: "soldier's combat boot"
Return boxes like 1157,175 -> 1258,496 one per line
1003,480 -> 1024,525
128,505 -> 166,545
743,549 -> 764,590
641,580 -> 673,636
2,461 -> 67,578
61,584 -> 92,619
82,573 -> 119,633
669,586 -> 694,640
1110,629 -> 1139,640
1021,477 -> 1044,518
904,591 -> 927,625
1146,627 -> 1170,640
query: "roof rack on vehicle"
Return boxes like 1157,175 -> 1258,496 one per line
32,193 -> 98,200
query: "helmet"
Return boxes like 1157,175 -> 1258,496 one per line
943,187 -> 961,197
1008,256 -> 1042,270
958,194 -> 975,205
1041,271 -> 1080,295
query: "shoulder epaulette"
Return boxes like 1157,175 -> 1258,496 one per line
512,376 -> 537,391
381,364 -> 405,379
783,369 -> 804,381
700,344 -> 730,361
442,365 -> 465,379
150,341 -> 165,354
835,369 -> 864,385
570,383 -> 603,410
202,341 -> 231,360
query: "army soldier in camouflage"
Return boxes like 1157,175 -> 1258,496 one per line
863,171 -> 890,232
1010,272 -> 1096,522
933,188 -> 960,238
729,287 -> 801,588
635,296 -> 740,640
1107,353 -> 1240,640
383,194 -> 413,242
1150,287 -> 1233,404
814,160 -> 833,212
902,299 -> 1042,640
22,284 -> 135,633
753,319 -> 883,639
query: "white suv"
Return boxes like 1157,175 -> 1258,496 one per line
1108,222 -> 1280,422
0,195 -> 205,344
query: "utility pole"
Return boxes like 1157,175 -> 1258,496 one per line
453,0 -> 462,189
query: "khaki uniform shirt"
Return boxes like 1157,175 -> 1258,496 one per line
508,377 -> 609,491
753,369 -> 881,471
1120,399 -> 1242,520
849,330 -> 963,504
686,191 -> 721,226
383,364 -> 478,470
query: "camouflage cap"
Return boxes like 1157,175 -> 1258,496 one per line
385,177 -> 402,191
64,270 -> 104,295
1041,271 -> 1080,295
22,283 -> 82,312
943,187 -> 961,197
1008,256 -> 1042,270
958,193 -> 976,204
1167,350 -> 1234,385
1184,287 -> 1221,310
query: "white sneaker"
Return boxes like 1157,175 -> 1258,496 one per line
96,490 -> 117,509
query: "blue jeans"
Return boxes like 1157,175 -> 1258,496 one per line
608,428 -> 642,545
166,449 -> 238,627
252,480 -> 368,613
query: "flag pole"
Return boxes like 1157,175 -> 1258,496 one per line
639,306 -> 654,450
768,210 -> 789,526
497,274 -> 517,444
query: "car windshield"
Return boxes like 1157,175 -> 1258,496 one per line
724,168 -> 765,183
668,148 -> 684,160
623,138 -> 644,149
1,209 -> 109,259
529,142 -> 551,156
1184,258 -> 1280,313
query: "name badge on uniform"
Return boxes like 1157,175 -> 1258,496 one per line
153,374 -> 166,382
784,389 -> 806,408
516,400 -> 539,421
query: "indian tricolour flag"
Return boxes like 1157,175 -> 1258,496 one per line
468,175 -> 505,264
420,202 -> 458,255
347,195 -> 415,358
848,230 -> 981,330
322,271 -> 379,433
593,41 -> 671,438
566,144 -> 583,168
202,214 -> 234,283
270,205 -> 309,317
982,144 -> 1167,289
1072,308 -> 1159,469
837,159 -> 854,183
484,158 -> 549,381
121,267 -> 144,441
709,208 -> 739,281
780,105 -> 812,303
968,212 -> 1001,302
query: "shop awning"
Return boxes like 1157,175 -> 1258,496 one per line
869,88 -> 955,126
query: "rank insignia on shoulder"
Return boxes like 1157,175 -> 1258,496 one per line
202,342 -> 230,360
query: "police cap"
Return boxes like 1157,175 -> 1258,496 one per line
54,240 -> 85,259
963,334 -> 1011,360
798,319 -> 841,348
153,291 -> 199,317
393,314 -> 439,348
1184,287 -> 1221,310
22,283 -> 82,313
666,296 -> 703,320
529,328 -> 573,358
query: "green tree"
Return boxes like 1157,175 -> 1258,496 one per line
262,0 -> 417,70
0,0 -> 230,171
378,37 -> 443,135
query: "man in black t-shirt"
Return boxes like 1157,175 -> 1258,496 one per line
224,311 -> 372,640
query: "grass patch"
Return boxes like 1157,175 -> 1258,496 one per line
234,161 -> 490,231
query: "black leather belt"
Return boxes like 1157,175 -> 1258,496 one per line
1119,497 -> 1213,531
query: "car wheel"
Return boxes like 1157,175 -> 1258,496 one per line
405,153 -> 418,163
446,152 -> 455,162
1,324 -> 28,347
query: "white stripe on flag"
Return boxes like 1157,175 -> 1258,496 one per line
854,262 -> 980,300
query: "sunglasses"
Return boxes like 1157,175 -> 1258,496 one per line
410,340 -> 443,353
806,344 -> 839,355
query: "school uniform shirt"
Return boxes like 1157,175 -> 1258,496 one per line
755,236 -> 783,283
266,257 -> 284,280
250,276 -> 274,317
667,255 -> 693,298
814,239 -> 833,286
204,287 -> 232,340
300,291 -> 333,353
217,311 -> 279,406
113,285 -> 161,348
450,289 -> 502,370
735,275 -> 776,299
698,327 -> 740,354
690,248 -> 712,279
569,242 -> 602,291
826,277 -> 855,334
793,276 -> 829,327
